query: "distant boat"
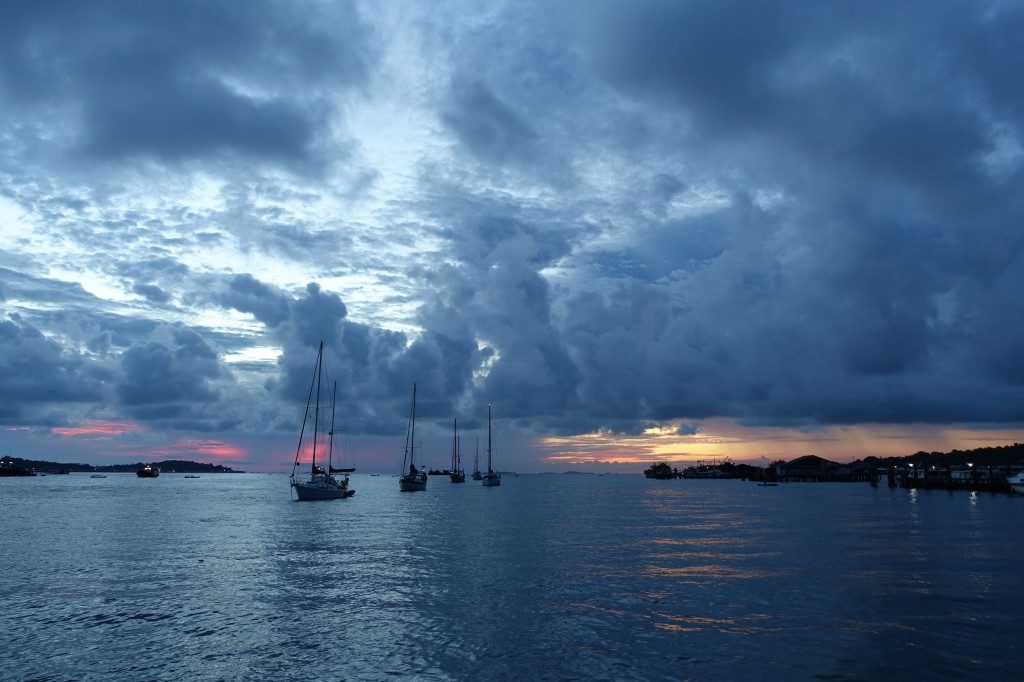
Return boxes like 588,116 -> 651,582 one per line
450,418 -> 466,483
472,437 -> 483,480
482,404 -> 501,487
399,384 -> 427,492
90,474 -> 107,479
1009,470 -> 1024,495
184,475 -> 200,479
757,481 -> 779,487
289,341 -> 355,501
136,464 -> 160,478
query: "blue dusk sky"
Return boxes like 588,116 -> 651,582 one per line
1,1 -> 1022,472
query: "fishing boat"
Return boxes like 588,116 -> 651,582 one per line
472,437 -> 483,480
1009,470 -> 1024,495
399,384 -> 427,492
482,404 -> 501,487
136,464 -> 160,478
290,341 -> 355,501
450,418 -> 466,483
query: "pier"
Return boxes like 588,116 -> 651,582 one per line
889,465 -> 1013,493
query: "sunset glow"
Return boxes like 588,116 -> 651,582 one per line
538,420 -> 1024,466
52,421 -> 144,438
97,438 -> 250,462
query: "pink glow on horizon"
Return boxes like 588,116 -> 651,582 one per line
143,439 -> 249,461
52,420 -> 144,438
103,438 -> 250,463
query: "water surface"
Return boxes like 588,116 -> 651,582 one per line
2,474 -> 1021,680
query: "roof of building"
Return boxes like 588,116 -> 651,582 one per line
786,454 -> 841,468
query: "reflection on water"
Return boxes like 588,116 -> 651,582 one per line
1,474 -> 1023,679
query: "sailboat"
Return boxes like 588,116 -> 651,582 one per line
472,436 -> 483,480
399,383 -> 427,492
290,341 -> 355,501
482,403 -> 501,487
450,418 -> 466,483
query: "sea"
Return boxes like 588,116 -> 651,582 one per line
1,473 -> 1021,681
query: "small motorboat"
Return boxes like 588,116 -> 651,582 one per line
90,474 -> 107,478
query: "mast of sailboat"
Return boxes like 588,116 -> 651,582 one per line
474,436 -> 479,473
411,384 -> 417,470
311,341 -> 323,477
487,403 -> 492,474
328,380 -> 337,473
452,418 -> 457,471
292,343 -> 320,478
403,383 -> 417,472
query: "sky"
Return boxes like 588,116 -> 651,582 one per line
1,0 -> 1023,473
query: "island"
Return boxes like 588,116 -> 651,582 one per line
0,455 -> 243,474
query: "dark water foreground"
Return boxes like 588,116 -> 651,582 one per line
1,474 -> 1021,680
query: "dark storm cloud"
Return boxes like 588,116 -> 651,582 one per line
0,316 -> 109,424
0,0 -> 371,170
132,283 -> 171,304
417,0 -> 1024,429
117,326 -> 221,406
442,79 -> 541,168
216,274 -> 291,327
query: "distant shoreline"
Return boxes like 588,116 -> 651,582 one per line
0,456 -> 243,474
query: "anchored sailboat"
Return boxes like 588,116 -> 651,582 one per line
450,418 -> 466,483
290,341 -> 355,501
482,403 -> 501,487
399,384 -> 427,492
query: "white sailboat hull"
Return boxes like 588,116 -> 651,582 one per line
482,472 -> 501,487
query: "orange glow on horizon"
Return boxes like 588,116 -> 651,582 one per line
537,420 -> 1024,466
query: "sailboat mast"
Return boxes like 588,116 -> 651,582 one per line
292,346 -> 319,477
487,403 -> 492,474
403,383 -> 417,471
311,341 -> 323,476
328,380 -> 337,472
452,418 -> 457,471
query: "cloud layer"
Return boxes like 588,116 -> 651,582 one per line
2,0 -> 1023,467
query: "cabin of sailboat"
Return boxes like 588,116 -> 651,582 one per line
290,341 -> 356,501
399,383 -> 427,492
